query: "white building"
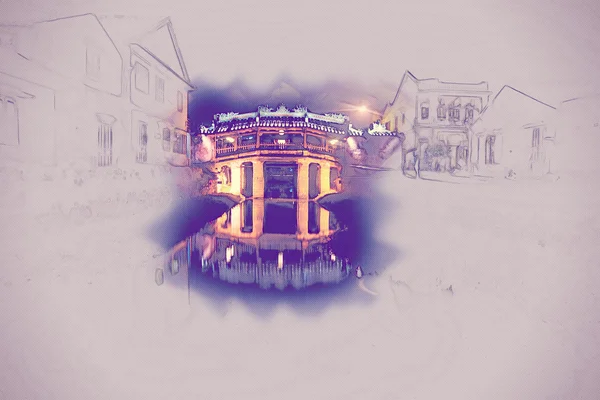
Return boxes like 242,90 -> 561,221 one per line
0,13 -> 194,171
470,86 -> 557,178
380,70 -> 491,174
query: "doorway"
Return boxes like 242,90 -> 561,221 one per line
264,162 -> 298,199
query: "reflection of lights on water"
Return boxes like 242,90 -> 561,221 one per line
171,259 -> 179,275
277,251 -> 284,270
355,266 -> 363,278
225,245 -> 235,263
330,253 -> 336,262
155,268 -> 164,286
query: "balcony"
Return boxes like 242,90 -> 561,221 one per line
213,138 -> 339,158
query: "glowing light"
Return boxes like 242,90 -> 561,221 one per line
225,136 -> 235,143
277,251 -> 284,270
278,129 -> 285,135
277,139 -> 286,145
347,137 -> 358,150
358,105 -> 368,113
225,247 -> 232,262
330,253 -> 336,262
329,139 -> 339,145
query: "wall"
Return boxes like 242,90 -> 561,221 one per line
128,47 -> 190,167
0,72 -> 56,166
18,16 -> 122,97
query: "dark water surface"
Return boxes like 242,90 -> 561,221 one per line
149,190 -> 400,314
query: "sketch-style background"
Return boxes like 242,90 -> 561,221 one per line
1,0 -> 600,399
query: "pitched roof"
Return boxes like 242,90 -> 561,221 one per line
390,70 -> 419,106
471,85 -> 556,132
97,14 -> 191,85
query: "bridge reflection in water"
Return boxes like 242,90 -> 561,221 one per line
159,199 -> 355,292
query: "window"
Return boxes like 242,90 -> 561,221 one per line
306,135 -> 324,147
532,127 -> 542,162
532,128 -> 541,148
134,63 -> 149,93
97,123 -> 113,166
437,104 -> 446,119
449,107 -> 460,121
136,121 -> 148,163
0,96 -> 19,146
162,128 -> 171,151
86,46 -> 101,79
173,132 -> 186,154
155,76 -> 165,102
177,91 -> 184,112
465,107 -> 474,122
385,121 -> 391,131
421,105 -> 429,120
485,135 -> 496,164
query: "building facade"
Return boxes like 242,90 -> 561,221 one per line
469,86 -> 556,178
380,70 -> 491,174
0,13 -> 193,171
196,105 -> 349,201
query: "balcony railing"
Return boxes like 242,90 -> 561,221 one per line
214,142 -> 338,157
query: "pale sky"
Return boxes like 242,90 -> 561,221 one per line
1,0 -> 599,105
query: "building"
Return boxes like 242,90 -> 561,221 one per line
98,15 -> 194,168
470,86 -> 557,178
0,13 -> 194,170
380,70 -> 491,174
195,105 -> 351,201
191,199 -> 351,290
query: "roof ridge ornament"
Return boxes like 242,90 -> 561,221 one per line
215,112 -> 239,122
368,121 -> 393,135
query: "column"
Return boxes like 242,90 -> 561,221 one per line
297,160 -> 310,200
230,161 -> 242,196
319,208 -> 330,237
320,162 -> 331,197
253,198 -> 264,237
449,145 -> 458,168
231,202 -> 241,234
253,160 -> 265,198
297,199 -> 309,239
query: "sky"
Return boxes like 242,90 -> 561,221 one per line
1,0 -> 599,106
